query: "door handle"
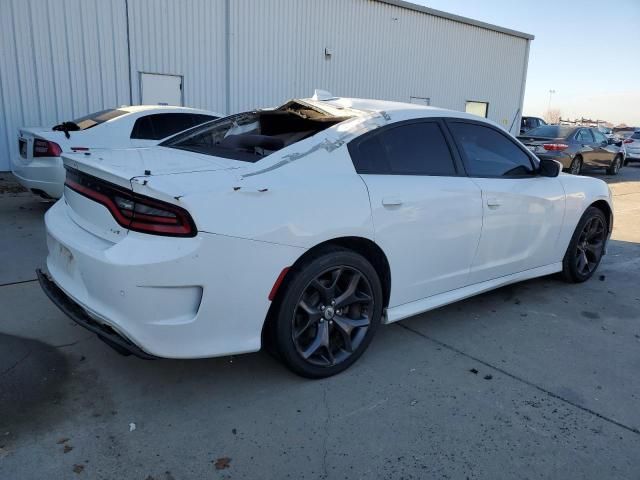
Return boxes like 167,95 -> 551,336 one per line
382,197 -> 403,206
486,197 -> 501,208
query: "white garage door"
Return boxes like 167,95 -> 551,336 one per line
140,73 -> 183,106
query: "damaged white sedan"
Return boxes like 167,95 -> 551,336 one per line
38,94 -> 613,378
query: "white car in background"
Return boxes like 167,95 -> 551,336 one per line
12,106 -> 221,199
38,94 -> 613,378
623,131 -> 640,162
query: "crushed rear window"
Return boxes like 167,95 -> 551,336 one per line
162,101 -> 352,162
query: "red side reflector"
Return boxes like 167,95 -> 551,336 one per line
623,139 -> 634,144
268,267 -> 290,301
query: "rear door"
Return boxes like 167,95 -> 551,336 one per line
575,128 -> 597,165
349,119 -> 482,307
446,120 -> 565,284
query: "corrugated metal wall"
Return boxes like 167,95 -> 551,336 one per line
229,0 -> 528,129
126,0 -> 228,115
0,0 -> 130,171
0,0 -> 530,171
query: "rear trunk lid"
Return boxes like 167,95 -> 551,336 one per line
17,127 -> 72,162
61,147 -> 244,242
517,136 -> 565,155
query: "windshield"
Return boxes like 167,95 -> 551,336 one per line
523,125 -> 574,139
162,101 -> 352,162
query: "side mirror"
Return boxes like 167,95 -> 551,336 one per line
539,158 -> 562,177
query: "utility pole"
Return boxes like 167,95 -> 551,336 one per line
548,89 -> 556,111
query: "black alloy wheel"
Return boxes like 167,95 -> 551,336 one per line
272,248 -> 383,378
292,266 -> 373,367
562,207 -> 607,283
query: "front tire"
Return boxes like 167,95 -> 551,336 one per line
607,155 -> 622,175
561,207 -> 607,283
273,247 -> 383,378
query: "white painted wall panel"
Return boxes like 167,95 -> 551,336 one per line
0,0 -> 130,171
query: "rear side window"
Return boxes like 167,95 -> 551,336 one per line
350,122 -> 456,176
576,129 -> 594,143
67,109 -> 127,130
631,131 -> 640,139
449,122 -> 535,177
131,113 -> 218,140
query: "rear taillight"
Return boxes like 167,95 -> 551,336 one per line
543,143 -> 569,151
33,139 -> 62,157
64,168 -> 196,237
623,139 -> 634,144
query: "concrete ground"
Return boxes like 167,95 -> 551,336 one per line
1,165 -> 639,480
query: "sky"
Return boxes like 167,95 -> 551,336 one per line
412,0 -> 640,126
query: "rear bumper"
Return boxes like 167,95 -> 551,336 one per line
37,269 -> 156,359
11,156 -> 65,198
43,199 -> 303,359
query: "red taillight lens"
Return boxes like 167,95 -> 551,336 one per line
543,143 -> 569,151
623,139 -> 634,144
64,168 -> 196,237
33,139 -> 62,157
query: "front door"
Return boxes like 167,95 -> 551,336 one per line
591,129 -> 616,167
446,120 -> 565,284
348,119 -> 483,307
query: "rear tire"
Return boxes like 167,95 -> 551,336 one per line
607,155 -> 622,175
561,207 -> 607,283
272,247 -> 383,378
569,156 -> 583,175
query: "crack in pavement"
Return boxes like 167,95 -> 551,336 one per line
51,334 -> 94,349
321,383 -> 330,479
1,350 -> 32,377
0,278 -> 38,288
396,323 -> 640,436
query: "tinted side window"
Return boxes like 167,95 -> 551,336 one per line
592,130 -> 607,143
449,122 -> 535,177
352,122 -> 456,176
131,113 -> 216,140
576,129 -> 594,144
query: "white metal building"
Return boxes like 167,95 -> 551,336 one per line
0,0 -> 533,172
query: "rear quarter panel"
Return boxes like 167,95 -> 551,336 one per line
133,133 -> 376,249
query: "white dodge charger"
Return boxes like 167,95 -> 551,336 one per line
13,105 -> 220,199
38,94 -> 613,378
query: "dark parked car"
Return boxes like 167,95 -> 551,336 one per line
518,125 -> 624,175
520,116 -> 547,135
